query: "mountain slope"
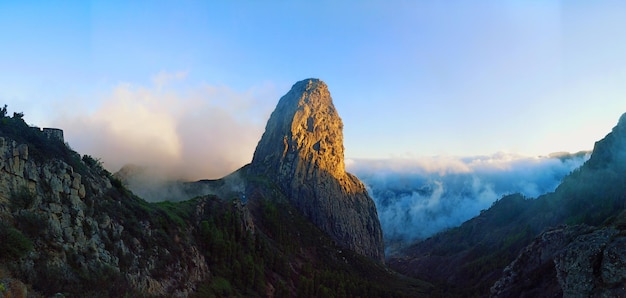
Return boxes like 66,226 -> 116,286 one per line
388,112 -> 626,296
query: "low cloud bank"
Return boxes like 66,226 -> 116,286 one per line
347,152 -> 590,245
51,72 -> 276,181
114,164 -> 247,202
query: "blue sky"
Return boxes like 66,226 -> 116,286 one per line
1,1 -> 625,179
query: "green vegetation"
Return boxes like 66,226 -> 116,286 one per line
8,187 -> 47,238
9,187 -> 36,211
154,200 -> 189,228
194,199 -> 269,297
81,154 -> 102,171
0,222 -> 33,260
192,196 -> 424,297
558,166 -> 626,226
196,277 -> 233,297
13,210 -> 47,237
396,193 -> 551,296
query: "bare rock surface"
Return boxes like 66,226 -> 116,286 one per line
0,137 -> 208,297
251,78 -> 385,262
491,224 -> 626,298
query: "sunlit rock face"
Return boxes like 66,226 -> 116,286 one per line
251,79 -> 385,262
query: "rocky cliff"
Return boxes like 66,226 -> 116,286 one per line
584,112 -> 626,171
251,79 -> 385,262
0,135 -> 209,297
491,222 -> 626,297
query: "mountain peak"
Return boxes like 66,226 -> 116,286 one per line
584,112 -> 626,170
251,79 -> 384,261
617,112 -> 626,131
252,78 -> 344,177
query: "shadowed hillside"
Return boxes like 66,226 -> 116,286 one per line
388,112 -> 626,297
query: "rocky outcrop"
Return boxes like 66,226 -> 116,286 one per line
490,225 -> 591,297
491,224 -> 626,297
554,227 -> 619,297
251,78 -> 385,262
0,137 -> 208,297
584,112 -> 626,171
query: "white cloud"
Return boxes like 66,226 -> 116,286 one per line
348,152 -> 590,245
53,72 -> 277,180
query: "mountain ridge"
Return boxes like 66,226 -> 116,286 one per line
388,112 -> 626,296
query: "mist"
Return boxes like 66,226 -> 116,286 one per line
347,152 -> 590,245
114,164 -> 248,202
51,72 -> 277,181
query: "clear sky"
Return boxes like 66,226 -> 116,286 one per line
1,1 -> 625,179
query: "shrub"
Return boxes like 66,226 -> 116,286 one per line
110,177 -> 124,189
14,210 -> 47,237
208,277 -> 233,297
9,187 -> 36,211
82,155 -> 110,177
82,154 -> 100,168
0,222 -> 33,260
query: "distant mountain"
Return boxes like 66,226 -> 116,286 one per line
388,112 -> 626,296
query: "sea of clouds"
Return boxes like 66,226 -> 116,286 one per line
347,152 -> 589,244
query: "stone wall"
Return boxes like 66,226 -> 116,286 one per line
42,128 -> 64,143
